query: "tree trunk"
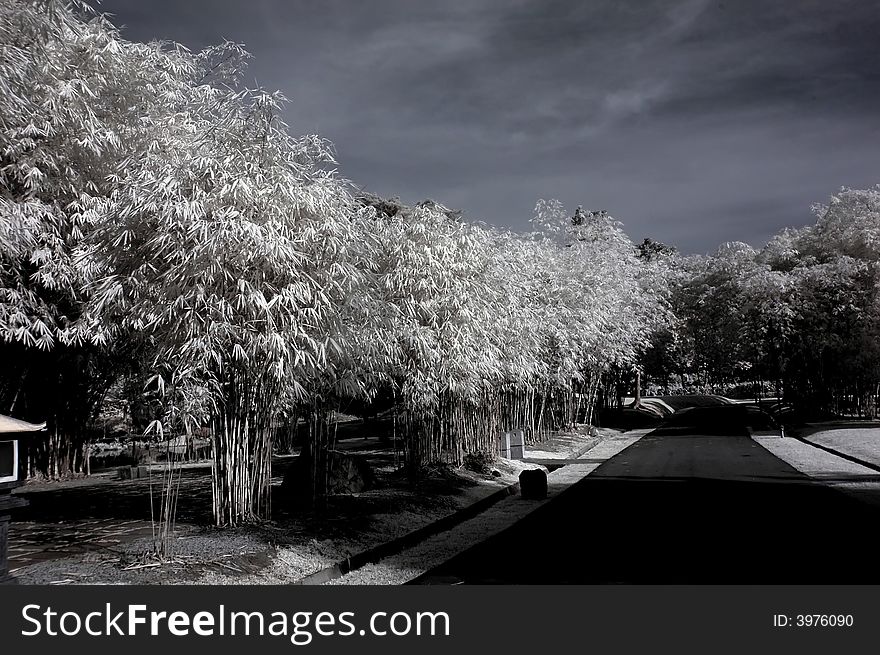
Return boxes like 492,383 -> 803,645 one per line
210,385 -> 273,527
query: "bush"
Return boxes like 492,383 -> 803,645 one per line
463,450 -> 497,474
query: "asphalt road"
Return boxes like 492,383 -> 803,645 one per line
413,407 -> 880,583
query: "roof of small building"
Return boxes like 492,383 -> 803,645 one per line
0,414 -> 46,434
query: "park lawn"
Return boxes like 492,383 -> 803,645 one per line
805,427 -> 880,468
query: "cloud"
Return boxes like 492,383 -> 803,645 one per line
93,0 -> 880,253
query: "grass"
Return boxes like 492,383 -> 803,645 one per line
803,426 -> 880,468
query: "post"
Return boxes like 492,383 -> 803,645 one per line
0,416 -> 46,583
0,492 -> 28,584
0,513 -> 9,584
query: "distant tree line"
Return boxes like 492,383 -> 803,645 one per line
640,188 -> 880,419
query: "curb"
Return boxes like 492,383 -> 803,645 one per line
294,434 -> 601,585
572,436 -> 600,459
319,431 -> 649,586
522,435 -> 599,466
293,480 -> 521,585
785,429 -> 880,474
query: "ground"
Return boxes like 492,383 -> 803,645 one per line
413,412 -> 880,584
328,428 -> 644,584
801,423 -> 880,467
8,425 -> 600,584
12,416 -> 880,585
756,423 -> 880,508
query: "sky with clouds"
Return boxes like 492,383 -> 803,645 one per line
94,0 -> 880,253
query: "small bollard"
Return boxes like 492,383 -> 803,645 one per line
519,468 -> 548,500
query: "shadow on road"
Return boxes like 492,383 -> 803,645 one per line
413,406 -> 880,584
413,473 -> 880,584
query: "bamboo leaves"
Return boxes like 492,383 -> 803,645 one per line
1,0 -> 671,519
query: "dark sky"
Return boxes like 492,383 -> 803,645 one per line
94,0 -> 880,253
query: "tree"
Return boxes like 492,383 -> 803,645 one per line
88,83 -> 363,524
0,0 -> 188,476
669,185 -> 880,415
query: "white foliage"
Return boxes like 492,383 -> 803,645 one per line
0,0 -> 672,518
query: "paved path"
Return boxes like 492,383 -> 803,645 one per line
413,408 -> 880,584
329,431 -> 647,584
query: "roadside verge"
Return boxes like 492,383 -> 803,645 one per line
319,428 -> 650,585
752,430 -> 880,508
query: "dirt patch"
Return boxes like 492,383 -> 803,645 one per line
10,463 -> 519,584
10,426 -> 602,585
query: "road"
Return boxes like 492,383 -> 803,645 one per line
413,406 -> 880,583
